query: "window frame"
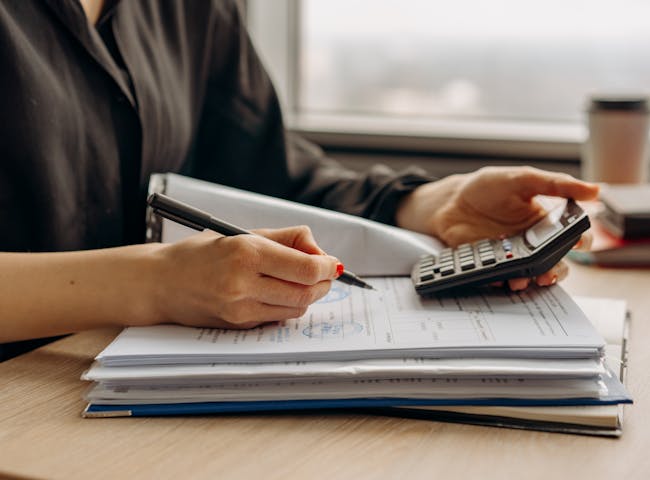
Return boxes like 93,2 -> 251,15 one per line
246,0 -> 583,160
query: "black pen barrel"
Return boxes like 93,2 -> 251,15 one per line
148,193 -> 249,236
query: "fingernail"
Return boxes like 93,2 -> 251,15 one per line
550,275 -> 558,285
336,262 -> 345,277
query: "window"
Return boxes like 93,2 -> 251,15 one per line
247,0 -> 650,157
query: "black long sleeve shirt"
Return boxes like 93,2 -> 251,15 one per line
0,0 -> 432,360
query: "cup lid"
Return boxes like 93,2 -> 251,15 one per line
589,96 -> 649,112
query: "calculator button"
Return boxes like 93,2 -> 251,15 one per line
440,265 -> 455,276
505,252 -> 514,259
420,273 -> 434,282
420,260 -> 434,268
460,260 -> 476,271
480,256 -> 496,266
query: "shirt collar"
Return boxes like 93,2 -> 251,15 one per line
41,0 -> 135,105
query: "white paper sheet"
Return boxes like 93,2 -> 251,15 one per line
573,296 -> 627,345
85,376 -> 607,404
157,173 -> 443,276
96,279 -> 605,365
83,357 -> 605,386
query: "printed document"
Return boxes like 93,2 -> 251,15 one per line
97,279 -> 605,365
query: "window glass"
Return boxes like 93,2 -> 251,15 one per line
300,0 -> 650,123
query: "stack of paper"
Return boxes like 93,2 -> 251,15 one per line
378,296 -> 630,436
82,279 -> 631,435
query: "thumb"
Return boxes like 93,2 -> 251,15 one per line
516,168 -> 599,201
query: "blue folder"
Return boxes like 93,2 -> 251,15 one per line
84,394 -> 632,418
84,396 -> 632,418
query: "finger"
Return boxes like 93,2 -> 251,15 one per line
250,236 -> 339,285
535,260 -> 570,286
508,277 -> 530,291
573,231 -> 593,251
253,276 -> 333,308
515,168 -> 599,201
254,225 -> 326,255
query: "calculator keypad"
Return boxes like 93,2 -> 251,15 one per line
415,239 -> 511,286
412,199 -> 589,294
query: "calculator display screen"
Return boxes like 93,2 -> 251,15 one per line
524,200 -> 567,249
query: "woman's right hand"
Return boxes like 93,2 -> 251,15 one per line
146,226 -> 341,329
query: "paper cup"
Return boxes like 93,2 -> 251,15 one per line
582,97 -> 650,184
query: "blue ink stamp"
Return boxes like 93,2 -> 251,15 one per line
303,321 -> 363,339
315,286 -> 350,304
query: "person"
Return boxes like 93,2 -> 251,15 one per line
0,0 -> 598,358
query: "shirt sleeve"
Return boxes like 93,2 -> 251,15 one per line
189,0 -> 434,225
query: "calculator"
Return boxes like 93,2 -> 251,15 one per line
411,199 -> 590,296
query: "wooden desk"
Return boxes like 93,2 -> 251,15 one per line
1,263 -> 649,480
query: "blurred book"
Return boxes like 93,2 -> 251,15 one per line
569,202 -> 650,267
599,184 -> 650,240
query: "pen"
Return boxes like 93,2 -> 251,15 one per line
147,192 -> 376,290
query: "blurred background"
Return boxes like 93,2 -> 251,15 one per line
247,0 -> 650,177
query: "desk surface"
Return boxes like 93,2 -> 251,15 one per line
1,262 -> 649,480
